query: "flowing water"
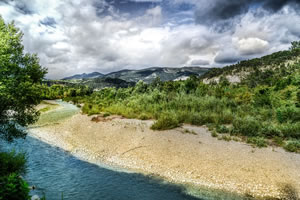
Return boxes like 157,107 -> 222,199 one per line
0,100 -> 245,200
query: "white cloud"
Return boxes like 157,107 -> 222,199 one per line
236,37 -> 269,55
0,0 -> 299,78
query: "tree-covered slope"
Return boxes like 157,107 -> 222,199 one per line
201,43 -> 300,85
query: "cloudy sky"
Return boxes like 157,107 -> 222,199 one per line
0,0 -> 300,79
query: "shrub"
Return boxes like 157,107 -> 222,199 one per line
221,135 -> 231,142
273,136 -> 284,146
216,110 -> 234,124
82,104 -> 101,116
279,122 -> 300,139
211,131 -> 218,137
0,173 -> 30,200
232,116 -> 261,137
260,124 -> 282,138
138,113 -> 151,120
103,113 -> 110,118
276,106 -> 300,123
216,125 -> 229,134
189,112 -> 216,126
253,87 -> 271,107
284,140 -> 300,153
151,113 -> 180,130
0,151 -> 27,177
247,137 -> 268,148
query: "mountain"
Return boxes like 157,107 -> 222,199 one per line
105,67 -> 210,83
62,72 -> 103,80
83,77 -> 136,89
62,67 -> 210,83
201,49 -> 300,84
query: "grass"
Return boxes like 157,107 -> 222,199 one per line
38,103 -> 59,113
39,106 -> 52,113
247,137 -> 268,148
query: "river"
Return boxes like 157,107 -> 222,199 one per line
0,100 -> 248,200
1,100 -> 203,200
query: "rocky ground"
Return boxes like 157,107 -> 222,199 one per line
29,110 -> 300,199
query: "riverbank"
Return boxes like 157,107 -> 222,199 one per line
29,102 -> 300,199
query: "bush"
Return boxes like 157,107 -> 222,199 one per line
247,137 -> 268,148
138,113 -> 151,120
103,113 -> 110,118
284,140 -> 300,153
220,135 -> 231,142
82,104 -> 101,116
189,112 -> 216,126
0,151 -> 26,177
151,113 -> 180,130
273,136 -> 284,146
0,173 -> 30,200
232,116 -> 261,137
216,125 -> 229,134
260,124 -> 282,138
279,122 -> 300,139
211,131 -> 218,137
276,106 -> 300,123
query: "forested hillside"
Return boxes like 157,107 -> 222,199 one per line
202,42 -> 300,85
55,42 -> 300,153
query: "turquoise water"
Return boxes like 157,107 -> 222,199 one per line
1,100 -> 246,200
1,137 -> 202,200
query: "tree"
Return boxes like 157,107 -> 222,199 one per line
0,16 -> 47,142
290,41 -> 300,50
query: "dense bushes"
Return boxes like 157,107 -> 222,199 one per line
284,140 -> 300,153
60,43 -> 300,153
0,151 -> 26,177
0,173 -> 30,200
0,151 -> 29,200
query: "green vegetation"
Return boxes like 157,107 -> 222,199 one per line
64,42 -> 300,153
284,140 -> 300,153
0,17 -> 46,199
151,113 -> 180,130
41,84 -> 92,101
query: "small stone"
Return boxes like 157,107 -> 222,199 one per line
31,195 -> 40,200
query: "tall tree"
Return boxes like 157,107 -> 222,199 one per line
0,16 -> 47,142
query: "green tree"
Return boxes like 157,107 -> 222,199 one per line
290,41 -> 300,50
0,16 -> 47,142
0,16 -> 46,200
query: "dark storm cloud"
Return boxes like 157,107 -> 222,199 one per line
190,59 -> 210,65
195,0 -> 300,25
94,0 -> 159,16
40,17 -> 56,28
1,0 -> 34,14
214,49 -> 245,64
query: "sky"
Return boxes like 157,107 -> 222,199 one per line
0,0 -> 300,79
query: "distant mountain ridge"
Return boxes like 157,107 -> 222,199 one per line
62,72 -> 104,80
62,67 -> 210,83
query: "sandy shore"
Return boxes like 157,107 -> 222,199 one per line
28,112 -> 300,199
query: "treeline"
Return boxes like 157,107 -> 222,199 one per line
40,84 -> 93,101
65,44 -> 300,153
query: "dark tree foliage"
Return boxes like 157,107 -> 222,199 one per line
0,17 -> 47,142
